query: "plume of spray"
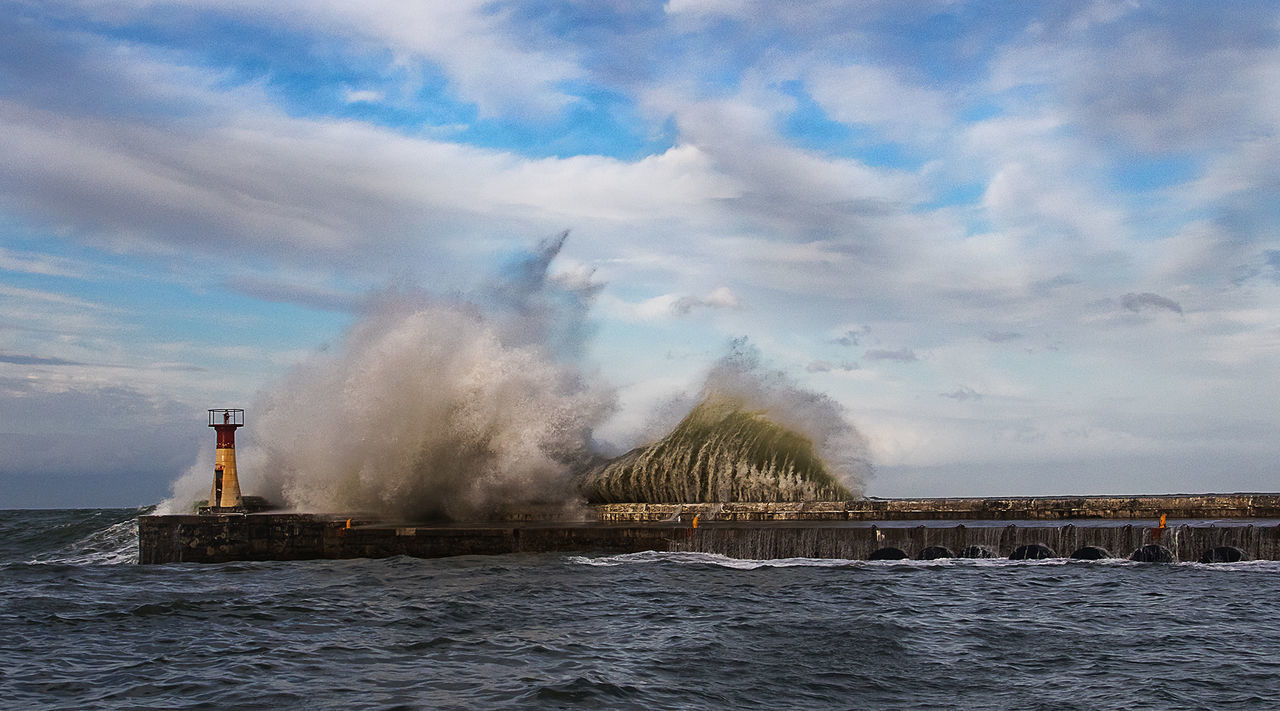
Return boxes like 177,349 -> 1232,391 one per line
701,337 -> 873,494
160,234 -> 876,515
581,338 -> 873,503
161,233 -> 615,519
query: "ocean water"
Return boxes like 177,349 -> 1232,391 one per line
4,509 -> 1280,710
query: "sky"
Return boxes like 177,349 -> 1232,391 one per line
2,0 -> 1280,508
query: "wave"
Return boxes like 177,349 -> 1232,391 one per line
580,340 -> 871,504
160,241 -> 873,517
580,393 -> 853,503
566,550 -> 1280,571
567,551 -> 1079,569
1,508 -> 145,566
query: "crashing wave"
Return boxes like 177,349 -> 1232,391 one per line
579,393 -> 854,503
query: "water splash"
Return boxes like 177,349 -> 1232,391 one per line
160,240 -> 874,517
580,393 -> 852,502
580,339 -> 871,503
162,235 -> 614,520
247,300 -> 611,520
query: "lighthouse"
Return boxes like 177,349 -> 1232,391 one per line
207,408 -> 245,512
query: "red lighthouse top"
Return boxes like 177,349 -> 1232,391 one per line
208,409 -> 244,428
209,409 -> 244,449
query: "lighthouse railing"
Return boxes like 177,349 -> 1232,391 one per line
208,409 -> 245,427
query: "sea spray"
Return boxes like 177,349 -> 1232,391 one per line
580,339 -> 872,503
160,240 -> 874,516
162,236 -> 615,519
250,301 -> 613,519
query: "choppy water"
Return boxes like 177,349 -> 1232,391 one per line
4,509 -> 1280,709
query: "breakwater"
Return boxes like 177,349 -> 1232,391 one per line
595,493 -> 1280,521
139,494 -> 1280,564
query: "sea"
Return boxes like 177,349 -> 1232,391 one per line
4,508 -> 1280,710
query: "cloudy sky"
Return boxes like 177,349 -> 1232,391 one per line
3,1 -> 1279,507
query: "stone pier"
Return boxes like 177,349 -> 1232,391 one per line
138,494 -> 1280,565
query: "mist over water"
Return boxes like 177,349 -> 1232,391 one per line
162,236 -> 872,517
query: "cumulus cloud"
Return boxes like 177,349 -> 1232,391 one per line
807,63 -> 953,142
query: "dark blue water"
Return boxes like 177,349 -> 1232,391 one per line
4,509 -> 1280,709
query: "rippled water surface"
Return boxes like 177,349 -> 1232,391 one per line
4,509 -> 1280,709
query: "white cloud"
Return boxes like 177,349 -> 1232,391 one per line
807,63 -> 952,142
69,0 -> 585,118
664,0 -> 750,18
702,286 -> 739,309
666,92 -> 925,210
5,1 -> 1280,502
341,88 -> 384,104
0,93 -> 746,275
0,282 -> 104,310
0,247 -> 85,278
604,285 -> 741,322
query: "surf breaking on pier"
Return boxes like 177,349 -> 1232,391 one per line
160,235 -> 871,521
143,236 -> 1280,566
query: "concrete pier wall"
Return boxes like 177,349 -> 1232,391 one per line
137,514 -> 685,564
138,513 -> 1280,565
672,523 -> 1280,562
595,494 -> 1280,522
